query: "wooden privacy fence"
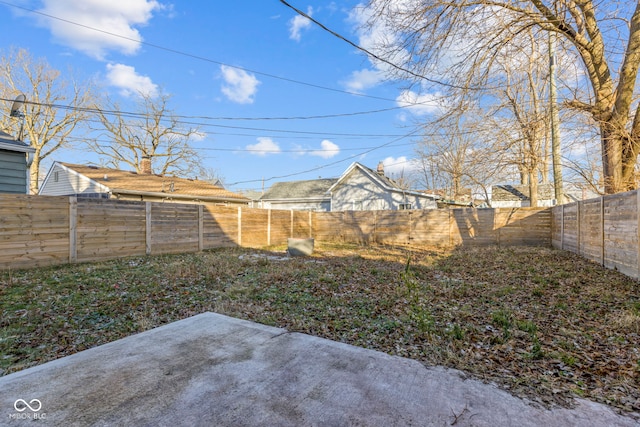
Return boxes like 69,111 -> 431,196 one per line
1,193 -> 550,270
551,189 -> 640,280
314,208 -> 550,247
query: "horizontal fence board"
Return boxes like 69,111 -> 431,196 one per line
552,190 -> 639,280
271,210 -> 292,245
292,211 -> 311,239
202,205 -> 238,249
239,208 -> 269,247
411,210 -> 451,246
0,194 -> 559,271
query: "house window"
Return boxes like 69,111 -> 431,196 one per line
399,203 -> 412,210
54,171 -> 59,182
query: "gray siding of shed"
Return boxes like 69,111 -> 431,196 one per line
0,149 -> 28,194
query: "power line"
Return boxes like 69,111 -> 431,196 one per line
227,127 -> 423,186
0,0 -> 407,104
1,97 -> 413,138
279,0 -> 474,91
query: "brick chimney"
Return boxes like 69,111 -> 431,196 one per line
376,161 -> 385,177
140,156 -> 152,174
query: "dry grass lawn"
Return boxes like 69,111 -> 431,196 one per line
1,243 -> 639,414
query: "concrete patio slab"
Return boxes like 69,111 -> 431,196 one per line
0,312 -> 637,426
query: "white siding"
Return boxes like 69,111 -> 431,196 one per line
331,168 -> 392,211
331,168 -> 437,211
263,199 -> 330,211
39,164 -> 107,196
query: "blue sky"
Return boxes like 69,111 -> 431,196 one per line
2,1 -> 437,193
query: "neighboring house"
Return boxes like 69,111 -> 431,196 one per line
260,178 -> 337,211
0,131 -> 36,194
329,162 -> 439,211
39,162 -> 250,206
260,162 -> 439,211
0,131 -> 35,194
491,184 -> 556,208
563,183 -> 601,203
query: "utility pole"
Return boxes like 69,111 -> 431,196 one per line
549,32 -> 565,205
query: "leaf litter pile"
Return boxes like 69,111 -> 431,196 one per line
1,243 -> 639,415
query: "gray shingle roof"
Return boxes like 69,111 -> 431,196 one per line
492,184 -> 554,201
0,131 -> 34,152
261,179 -> 337,200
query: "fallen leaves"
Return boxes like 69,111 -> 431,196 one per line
0,243 -> 639,414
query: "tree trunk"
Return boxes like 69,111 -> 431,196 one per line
29,153 -> 40,195
601,121 -> 632,194
528,170 -> 538,208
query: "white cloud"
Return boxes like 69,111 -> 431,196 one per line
342,69 -> 385,93
246,137 -> 281,156
191,131 -> 207,142
288,6 -> 313,41
220,65 -> 261,104
396,90 -> 443,116
310,140 -> 340,159
342,2 -> 412,91
106,63 -> 158,98
37,0 -> 161,60
382,156 -> 420,176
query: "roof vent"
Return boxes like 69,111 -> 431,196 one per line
376,161 -> 385,176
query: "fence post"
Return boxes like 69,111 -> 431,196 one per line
577,201 -> 581,256
237,207 -> 242,246
198,205 -> 204,252
69,196 -> 77,263
560,205 -> 564,250
290,210 -> 294,237
145,202 -> 152,255
373,210 -> 377,244
496,208 -> 501,247
448,209 -> 453,246
637,191 -> 640,278
599,196 -> 605,266
267,209 -> 272,246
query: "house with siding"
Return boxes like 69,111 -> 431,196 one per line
0,131 -> 35,194
260,162 -> 439,211
491,184 -> 555,207
260,178 -> 337,211
39,161 -> 249,206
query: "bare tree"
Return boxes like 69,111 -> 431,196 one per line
363,0 -> 640,194
492,32 -> 551,207
90,92 -> 203,176
416,109 -> 513,205
0,48 -> 95,193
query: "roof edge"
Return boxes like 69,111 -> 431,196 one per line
110,188 -> 249,203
